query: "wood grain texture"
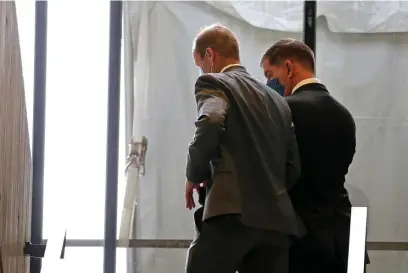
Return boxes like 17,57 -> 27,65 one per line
0,2 -> 32,273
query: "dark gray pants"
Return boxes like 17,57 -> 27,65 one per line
186,214 -> 290,273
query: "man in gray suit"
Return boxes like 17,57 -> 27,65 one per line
184,24 -> 304,273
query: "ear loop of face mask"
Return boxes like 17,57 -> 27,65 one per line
199,52 -> 206,75
201,49 -> 214,74
209,51 -> 214,73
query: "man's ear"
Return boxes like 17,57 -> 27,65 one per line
286,60 -> 294,78
206,48 -> 212,57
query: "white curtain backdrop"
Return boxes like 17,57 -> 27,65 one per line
123,1 -> 408,273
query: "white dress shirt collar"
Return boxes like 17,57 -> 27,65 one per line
291,78 -> 321,94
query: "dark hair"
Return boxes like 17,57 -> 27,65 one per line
193,23 -> 240,60
262,38 -> 315,71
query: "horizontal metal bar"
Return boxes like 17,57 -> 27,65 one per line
56,239 -> 408,251
64,239 -> 191,249
368,242 -> 408,251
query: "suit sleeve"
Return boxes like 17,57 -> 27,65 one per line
286,122 -> 301,190
186,74 -> 229,184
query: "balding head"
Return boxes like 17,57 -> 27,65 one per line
193,24 -> 240,73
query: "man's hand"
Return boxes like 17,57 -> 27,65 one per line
185,180 -> 207,210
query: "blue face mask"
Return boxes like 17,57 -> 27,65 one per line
267,78 -> 285,96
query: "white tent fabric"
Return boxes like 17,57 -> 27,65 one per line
121,1 -> 408,273
205,1 -> 408,33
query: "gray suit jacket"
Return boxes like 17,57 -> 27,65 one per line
186,66 -> 304,237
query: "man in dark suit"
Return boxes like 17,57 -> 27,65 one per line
261,38 -> 368,273
184,24 -> 304,273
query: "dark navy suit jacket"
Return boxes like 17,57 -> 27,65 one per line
285,82 -> 369,272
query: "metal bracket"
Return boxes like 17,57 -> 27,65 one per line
23,242 -> 46,258
23,236 -> 66,259
125,136 -> 148,175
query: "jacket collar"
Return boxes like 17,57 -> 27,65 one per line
221,65 -> 247,73
292,82 -> 329,95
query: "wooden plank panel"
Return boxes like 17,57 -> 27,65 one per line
0,2 -> 32,273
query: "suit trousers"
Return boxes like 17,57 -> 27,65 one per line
288,231 -> 347,273
288,213 -> 369,273
186,213 -> 290,273
289,235 -> 368,273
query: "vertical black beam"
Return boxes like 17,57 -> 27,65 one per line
103,2 -> 123,273
30,2 -> 48,273
303,1 -> 316,57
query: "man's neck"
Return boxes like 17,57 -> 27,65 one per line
284,71 -> 316,96
292,71 -> 315,89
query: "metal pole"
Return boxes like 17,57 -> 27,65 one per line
303,1 -> 316,58
30,2 -> 48,273
123,1 -> 134,143
38,238 -> 408,251
103,2 -> 123,273
123,2 -> 138,273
